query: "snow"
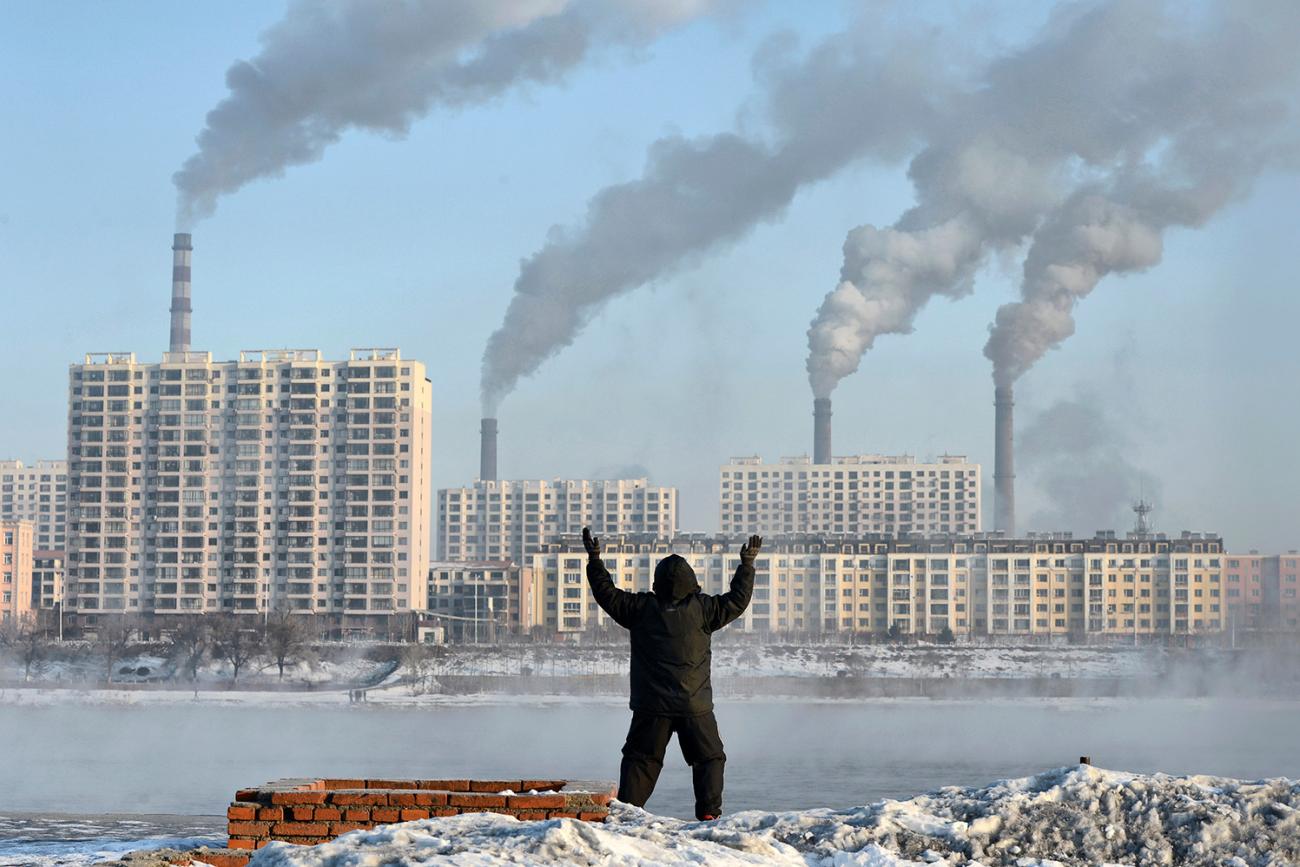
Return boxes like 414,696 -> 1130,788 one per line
245,766 -> 1300,867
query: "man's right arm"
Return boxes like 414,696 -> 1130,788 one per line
583,528 -> 638,629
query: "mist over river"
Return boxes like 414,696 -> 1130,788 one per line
4,697 -> 1300,824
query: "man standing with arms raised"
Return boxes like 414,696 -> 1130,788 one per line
582,526 -> 761,820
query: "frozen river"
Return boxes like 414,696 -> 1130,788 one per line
2,697 -> 1299,861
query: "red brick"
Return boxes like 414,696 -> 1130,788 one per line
549,811 -> 578,819
371,808 -> 400,823
331,792 -> 387,806
420,779 -> 469,791
272,822 -> 330,837
227,838 -> 256,850
400,809 -> 431,821
256,807 -> 284,821
331,822 -> 369,834
234,789 -> 264,803
414,792 -> 448,806
521,780 -> 565,792
191,854 -> 250,867
387,793 -> 418,806
322,778 -> 366,790
226,822 -> 270,837
291,806 -> 316,821
344,808 -> 371,821
586,792 -> 614,807
226,805 -> 256,821
470,780 -> 520,793
366,779 -> 418,789
515,810 -> 548,821
433,808 -> 458,817
578,812 -> 608,822
449,794 -> 507,808
270,791 -> 328,805
314,807 -> 342,821
507,794 -> 567,809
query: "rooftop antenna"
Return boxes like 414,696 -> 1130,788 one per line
1132,487 -> 1153,536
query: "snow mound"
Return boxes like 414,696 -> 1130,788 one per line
246,765 -> 1300,866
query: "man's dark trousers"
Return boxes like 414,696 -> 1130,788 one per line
618,710 -> 726,819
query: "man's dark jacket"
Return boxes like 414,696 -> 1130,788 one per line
587,553 -> 754,716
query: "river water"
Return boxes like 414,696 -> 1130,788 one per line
2,697 -> 1298,863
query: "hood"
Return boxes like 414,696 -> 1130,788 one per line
653,554 -> 700,604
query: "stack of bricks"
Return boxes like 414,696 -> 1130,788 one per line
225,777 -> 617,853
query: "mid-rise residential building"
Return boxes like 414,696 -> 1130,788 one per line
719,455 -> 980,538
437,478 -> 677,566
1225,552 -> 1300,631
427,561 -> 534,641
65,348 -> 431,630
1,521 -> 35,622
526,530 -> 1225,640
32,550 -> 64,612
0,460 -> 67,550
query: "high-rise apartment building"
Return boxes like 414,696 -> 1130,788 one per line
1,521 -> 34,622
65,348 -> 431,629
0,460 -> 67,550
719,455 -> 980,538
32,550 -> 64,612
1224,553 -> 1300,631
437,478 -> 677,566
527,530 -> 1224,639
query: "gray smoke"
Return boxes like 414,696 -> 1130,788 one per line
479,21 -> 947,411
1020,395 -> 1161,535
173,0 -> 724,226
983,0 -> 1300,386
810,0 -> 1300,398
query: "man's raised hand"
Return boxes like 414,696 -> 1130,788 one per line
582,527 -> 601,558
740,534 -> 763,566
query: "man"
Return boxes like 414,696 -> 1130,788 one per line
582,526 -> 761,821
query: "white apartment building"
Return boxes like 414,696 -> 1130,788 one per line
719,455 -> 980,537
427,561 -> 534,640
437,478 -> 677,566
65,348 -> 431,630
0,460 -> 68,550
527,531 -> 1224,640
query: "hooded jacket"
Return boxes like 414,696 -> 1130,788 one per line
587,552 -> 754,715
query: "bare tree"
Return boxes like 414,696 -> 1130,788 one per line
169,614 -> 211,682
93,614 -> 140,683
212,614 -> 264,685
0,613 -> 53,682
263,609 -> 311,681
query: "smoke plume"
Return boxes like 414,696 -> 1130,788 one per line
1020,395 -> 1161,535
480,22 -> 947,411
810,0 -> 1300,398
173,0 -> 724,226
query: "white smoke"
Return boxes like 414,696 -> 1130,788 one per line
810,0 -> 1300,398
479,20 -> 948,412
173,0 -> 725,226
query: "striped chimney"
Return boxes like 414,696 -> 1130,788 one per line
169,233 -> 192,353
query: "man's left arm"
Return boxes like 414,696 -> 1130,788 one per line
705,535 -> 761,632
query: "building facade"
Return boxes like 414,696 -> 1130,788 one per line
526,531 -> 1225,640
1225,553 -> 1300,631
65,348 -> 431,629
0,460 -> 67,551
436,478 -> 677,566
1,521 -> 35,622
719,455 -> 981,538
32,550 -> 64,612
427,561 -> 534,641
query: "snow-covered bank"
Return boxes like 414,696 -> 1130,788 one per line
246,766 -> 1300,867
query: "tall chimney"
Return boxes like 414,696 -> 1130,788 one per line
994,385 -> 1015,535
169,233 -> 193,353
813,397 -> 832,465
480,417 -> 498,481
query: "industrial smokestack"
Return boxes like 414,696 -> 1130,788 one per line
480,417 -> 498,481
813,398 -> 832,465
994,385 -> 1015,535
169,233 -> 193,353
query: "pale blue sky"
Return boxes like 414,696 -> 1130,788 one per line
1,2 -> 1297,550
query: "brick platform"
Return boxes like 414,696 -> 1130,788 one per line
225,777 -> 617,852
